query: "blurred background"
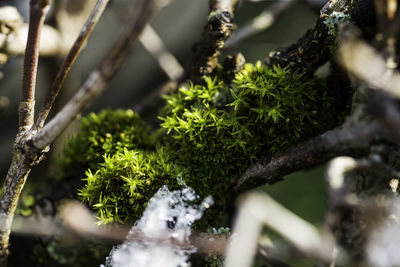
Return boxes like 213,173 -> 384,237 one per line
0,0 -> 327,265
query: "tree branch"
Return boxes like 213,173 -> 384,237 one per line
139,25 -> 184,81
264,0 -> 375,73
233,119 -> 380,194
337,24 -> 400,99
188,0 -> 238,83
32,0 -> 163,150
19,0 -> 50,132
0,1 -> 51,264
34,0 -> 110,130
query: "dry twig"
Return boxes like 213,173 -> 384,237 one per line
32,0 -> 163,150
34,0 -> 110,130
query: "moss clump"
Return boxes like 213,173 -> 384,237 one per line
58,109 -> 153,174
78,148 -> 187,224
160,62 -> 329,200
60,62 -> 333,226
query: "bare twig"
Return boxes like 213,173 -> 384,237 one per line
0,1 -> 51,264
7,200 -> 229,256
338,25 -> 400,99
188,0 -> 238,83
373,0 -> 399,68
323,156 -> 400,264
112,2 -> 184,81
19,0 -> 50,132
233,119 -> 380,194
226,0 -> 295,48
139,25 -> 184,81
32,0 -> 163,150
34,0 -> 110,130
225,193 -> 343,267
0,0 -> 161,263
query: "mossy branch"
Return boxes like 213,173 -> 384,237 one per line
264,0 -> 375,74
233,119 -> 380,194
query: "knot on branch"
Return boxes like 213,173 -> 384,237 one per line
207,11 -> 233,37
15,132 -> 49,167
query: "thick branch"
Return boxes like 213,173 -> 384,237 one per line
264,0 -> 375,73
0,150 -> 31,266
188,0 -> 238,83
0,130 -> 48,266
34,0 -> 110,130
19,0 -> 50,131
32,0 -> 162,150
233,119 -> 380,194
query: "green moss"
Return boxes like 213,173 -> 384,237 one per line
58,109 -> 153,177
160,62 -> 329,200
79,148 -> 187,224
60,62 -> 333,226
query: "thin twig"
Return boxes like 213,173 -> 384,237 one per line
32,0 -> 163,150
337,27 -> 400,99
225,192 -> 343,267
112,2 -> 184,81
139,25 -> 184,81
373,0 -> 399,68
34,0 -> 110,130
226,0 -> 295,48
19,0 -> 50,132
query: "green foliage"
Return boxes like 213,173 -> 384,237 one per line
78,148 -> 186,224
58,109 -> 153,174
160,62 -> 328,199
61,62 -> 332,226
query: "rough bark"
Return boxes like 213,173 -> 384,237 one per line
188,0 -> 237,83
265,0 -> 375,74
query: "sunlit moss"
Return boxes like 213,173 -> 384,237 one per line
58,109 -> 153,175
160,62 -> 329,200
60,62 -> 332,225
